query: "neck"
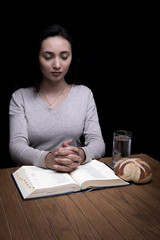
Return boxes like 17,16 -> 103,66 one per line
40,79 -> 67,94
39,80 -> 68,109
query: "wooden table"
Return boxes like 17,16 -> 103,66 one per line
0,154 -> 160,240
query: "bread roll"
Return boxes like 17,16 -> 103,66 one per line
114,158 -> 152,183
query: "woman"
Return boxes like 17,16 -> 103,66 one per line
9,24 -> 105,172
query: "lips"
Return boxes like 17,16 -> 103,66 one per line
51,72 -> 62,77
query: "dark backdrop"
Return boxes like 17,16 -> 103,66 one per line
1,4 -> 159,168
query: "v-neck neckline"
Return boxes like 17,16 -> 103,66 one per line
36,84 -> 74,112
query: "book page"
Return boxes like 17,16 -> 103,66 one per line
13,166 -> 80,199
23,166 -> 79,188
70,160 -> 128,189
13,167 -> 35,199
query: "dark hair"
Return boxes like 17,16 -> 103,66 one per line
32,24 -> 81,92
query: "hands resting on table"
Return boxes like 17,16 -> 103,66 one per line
45,139 -> 85,173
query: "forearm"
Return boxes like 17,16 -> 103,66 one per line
9,140 -> 49,167
81,138 -> 106,163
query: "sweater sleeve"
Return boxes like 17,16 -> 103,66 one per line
80,89 -> 106,163
9,90 -> 48,168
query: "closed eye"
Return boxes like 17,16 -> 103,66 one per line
61,52 -> 70,60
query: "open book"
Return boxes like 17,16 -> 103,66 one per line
12,160 -> 129,200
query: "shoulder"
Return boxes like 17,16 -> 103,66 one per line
72,84 -> 93,96
11,87 -> 35,99
10,87 -> 36,107
70,85 -> 96,107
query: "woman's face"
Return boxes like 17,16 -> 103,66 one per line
39,36 -> 72,83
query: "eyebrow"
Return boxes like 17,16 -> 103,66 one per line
42,51 -> 70,55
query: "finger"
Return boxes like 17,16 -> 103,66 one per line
56,147 -> 75,156
61,139 -> 73,147
55,157 -> 73,165
56,153 -> 81,163
56,152 -> 82,165
63,146 -> 81,155
60,145 -> 81,154
52,162 -> 79,173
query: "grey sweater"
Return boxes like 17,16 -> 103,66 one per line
9,84 -> 105,168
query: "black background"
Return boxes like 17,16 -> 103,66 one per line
1,3 -> 159,168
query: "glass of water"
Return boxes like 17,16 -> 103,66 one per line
112,130 -> 132,168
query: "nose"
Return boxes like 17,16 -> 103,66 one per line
52,58 -> 61,69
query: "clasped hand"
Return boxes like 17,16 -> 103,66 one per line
45,139 -> 85,172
